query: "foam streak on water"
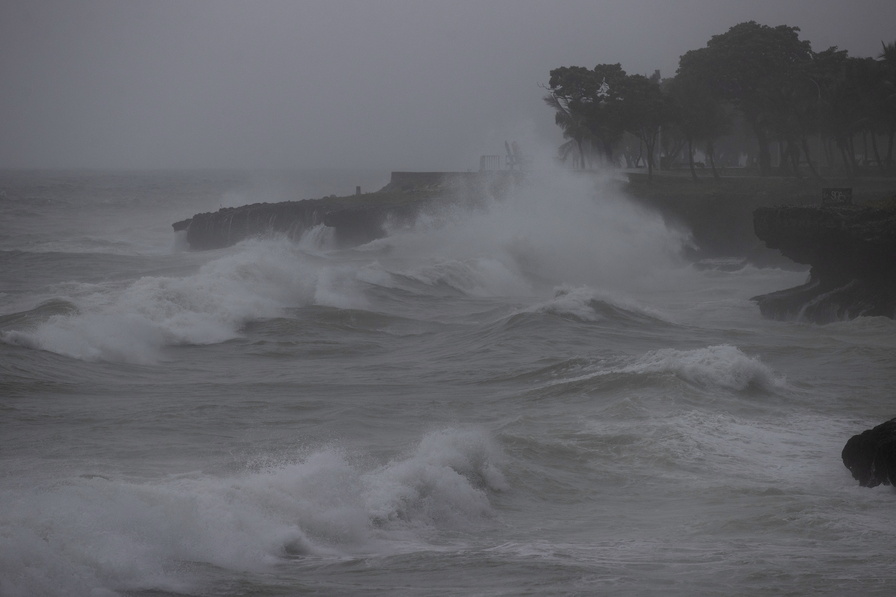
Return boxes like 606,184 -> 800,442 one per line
1,169 -> 895,596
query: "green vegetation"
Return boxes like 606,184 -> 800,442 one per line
545,21 -> 896,181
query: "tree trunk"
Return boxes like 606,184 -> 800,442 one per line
787,140 -> 801,178
687,136 -> 698,181
886,123 -> 895,167
847,134 -> 859,177
824,137 -> 836,170
777,140 -> 788,172
800,137 -> 825,181
838,140 -> 854,179
707,140 -> 720,179
753,123 -> 772,176
601,140 -> 614,166
645,137 -> 654,180
870,132 -> 885,175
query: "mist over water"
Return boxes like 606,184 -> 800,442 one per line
3,165 -> 692,364
2,168 -> 895,596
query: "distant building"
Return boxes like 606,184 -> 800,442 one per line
479,155 -> 501,171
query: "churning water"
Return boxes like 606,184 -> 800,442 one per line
1,167 -> 895,596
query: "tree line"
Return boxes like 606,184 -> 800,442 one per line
544,21 -> 896,180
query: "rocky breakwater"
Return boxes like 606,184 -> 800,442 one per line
172,171 -> 517,250
172,195 -> 419,250
752,203 -> 896,323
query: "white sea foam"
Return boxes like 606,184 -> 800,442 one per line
2,165 -> 693,365
5,170 -> 896,597
1,238 -> 364,363
372,165 -> 691,299
364,427 -> 507,529
0,428 -> 505,597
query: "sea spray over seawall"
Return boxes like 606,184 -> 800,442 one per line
375,165 -> 691,297
1,166 -> 697,364
0,428 -> 504,597
0,237 -> 361,363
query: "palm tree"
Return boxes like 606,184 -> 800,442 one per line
878,40 -> 896,167
668,48 -> 732,180
543,91 -> 590,169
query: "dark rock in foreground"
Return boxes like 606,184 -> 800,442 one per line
842,418 -> 896,488
752,205 -> 896,323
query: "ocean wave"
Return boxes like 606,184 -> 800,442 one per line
521,285 -> 671,324
545,345 -> 783,393
394,257 -> 532,298
621,345 -> 784,391
0,427 -> 506,597
0,299 -> 79,329
365,427 -> 507,529
574,410 -> 845,491
0,238 -> 375,363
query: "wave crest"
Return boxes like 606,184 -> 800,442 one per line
524,285 -> 670,324
544,345 -> 783,393
0,428 -> 506,596
622,345 -> 783,391
0,238 -> 368,363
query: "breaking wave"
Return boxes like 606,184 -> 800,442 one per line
0,427 -> 506,597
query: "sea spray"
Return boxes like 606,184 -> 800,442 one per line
365,427 -> 507,529
3,165 -> 696,364
0,427 -> 506,596
375,164 -> 692,298
0,237 -> 362,363
4,170 -> 896,596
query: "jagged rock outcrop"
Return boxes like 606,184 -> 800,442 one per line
751,205 -> 896,322
842,418 -> 896,488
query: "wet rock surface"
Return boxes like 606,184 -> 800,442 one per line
752,205 -> 896,322
172,171 -> 518,250
842,418 -> 896,488
172,197 -> 420,250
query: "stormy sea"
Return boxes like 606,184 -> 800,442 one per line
1,167 -> 895,597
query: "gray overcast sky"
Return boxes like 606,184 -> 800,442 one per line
2,0 -> 894,171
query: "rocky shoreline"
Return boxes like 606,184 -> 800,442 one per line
172,170 -> 517,250
172,195 -> 421,250
752,204 -> 896,323
172,171 -> 896,323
